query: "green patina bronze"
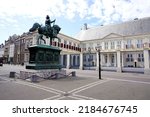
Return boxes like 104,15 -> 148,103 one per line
29,15 -> 61,44
26,15 -> 62,70
26,45 -> 61,70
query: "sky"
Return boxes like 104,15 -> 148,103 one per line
0,0 -> 150,44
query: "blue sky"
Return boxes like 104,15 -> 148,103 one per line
0,0 -> 150,44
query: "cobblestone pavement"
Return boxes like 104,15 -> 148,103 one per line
0,64 -> 150,100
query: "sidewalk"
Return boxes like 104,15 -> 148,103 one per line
1,64 -> 150,100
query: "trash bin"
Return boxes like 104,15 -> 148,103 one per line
9,72 -> 16,78
72,71 -> 76,76
31,75 -> 37,82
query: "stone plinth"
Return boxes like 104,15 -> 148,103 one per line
26,45 -> 61,70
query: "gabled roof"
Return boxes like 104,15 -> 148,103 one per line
75,17 -> 150,41
102,33 -> 123,39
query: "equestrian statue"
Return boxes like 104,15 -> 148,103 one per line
29,15 -> 61,45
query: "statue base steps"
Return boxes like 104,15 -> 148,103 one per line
19,70 -> 76,82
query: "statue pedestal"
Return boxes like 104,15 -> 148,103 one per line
26,45 -> 62,70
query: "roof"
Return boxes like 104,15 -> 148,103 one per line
75,17 -> 150,41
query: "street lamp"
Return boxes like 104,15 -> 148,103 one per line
88,47 -> 91,70
96,46 -> 102,79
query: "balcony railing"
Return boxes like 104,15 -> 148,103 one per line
50,41 -> 81,52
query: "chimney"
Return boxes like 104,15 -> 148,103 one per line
83,23 -> 88,30
134,18 -> 138,20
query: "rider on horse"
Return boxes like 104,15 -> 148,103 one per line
45,15 -> 55,36
29,15 -> 61,45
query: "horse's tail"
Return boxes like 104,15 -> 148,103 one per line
29,23 -> 41,32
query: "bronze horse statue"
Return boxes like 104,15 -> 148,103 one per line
29,22 -> 61,45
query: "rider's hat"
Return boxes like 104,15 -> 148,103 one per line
46,15 -> 50,19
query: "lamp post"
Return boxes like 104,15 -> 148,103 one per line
96,46 -> 102,79
88,47 -> 91,70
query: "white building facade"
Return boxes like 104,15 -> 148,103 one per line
60,17 -> 150,74
76,33 -> 150,74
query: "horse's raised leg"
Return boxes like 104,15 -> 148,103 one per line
41,35 -> 46,44
38,35 -> 46,44
43,39 -> 46,44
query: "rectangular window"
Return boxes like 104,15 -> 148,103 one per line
96,43 -> 101,50
97,43 -> 100,46
111,41 -> 115,49
126,40 -> 132,48
82,43 -> 86,51
126,58 -> 129,62
138,53 -> 144,62
138,54 -> 141,58
137,40 -> 143,48
131,58 -> 133,62
64,40 -> 67,48
69,41 -> 72,46
126,54 -> 133,62
25,40 -> 29,49
105,55 -> 107,63
83,55 -> 86,61
141,53 -> 144,58
89,54 -> 93,61
104,42 -> 108,50
111,55 -> 114,63
89,43 -> 93,49
117,41 -> 121,49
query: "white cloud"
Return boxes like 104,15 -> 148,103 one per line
0,0 -> 150,26
87,0 -> 150,26
89,0 -> 103,18
5,18 -> 18,24
65,0 -> 77,19
65,0 -> 89,19
0,0 -> 66,18
111,13 -> 121,21
0,23 -> 5,28
76,0 -> 89,18
109,0 -> 150,21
